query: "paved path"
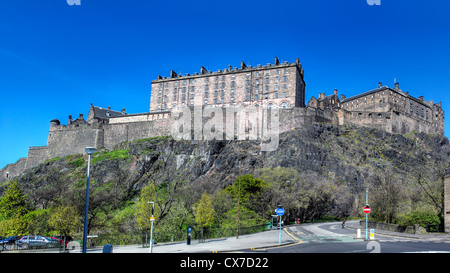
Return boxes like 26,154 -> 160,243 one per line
112,228 -> 298,253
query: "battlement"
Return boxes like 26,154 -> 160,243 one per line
153,57 -> 304,82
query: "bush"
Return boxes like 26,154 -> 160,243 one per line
396,210 -> 440,228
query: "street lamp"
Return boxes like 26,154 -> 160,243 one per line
148,201 -> 155,253
82,147 -> 95,253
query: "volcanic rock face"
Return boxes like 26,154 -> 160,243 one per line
6,123 -> 450,213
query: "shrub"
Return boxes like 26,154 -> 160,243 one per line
396,210 -> 440,228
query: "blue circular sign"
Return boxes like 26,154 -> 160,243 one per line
276,207 -> 285,216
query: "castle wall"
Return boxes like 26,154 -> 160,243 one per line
25,146 -> 50,170
47,125 -> 104,157
103,118 -> 175,149
0,157 -> 27,181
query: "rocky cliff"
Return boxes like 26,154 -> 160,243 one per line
3,123 -> 450,220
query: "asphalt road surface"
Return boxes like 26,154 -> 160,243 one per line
266,221 -> 450,253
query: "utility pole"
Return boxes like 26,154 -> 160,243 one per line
365,188 -> 369,241
82,147 -> 95,254
236,170 -> 241,239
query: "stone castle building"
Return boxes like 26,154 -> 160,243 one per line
150,57 -> 305,112
0,57 -> 445,182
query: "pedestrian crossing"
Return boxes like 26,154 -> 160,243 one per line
288,225 -> 450,245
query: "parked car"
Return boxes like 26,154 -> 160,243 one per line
16,236 -> 60,249
51,235 -> 74,247
1,236 -> 21,245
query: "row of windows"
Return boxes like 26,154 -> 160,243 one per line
342,91 -> 435,122
157,70 -> 290,91
156,101 -> 290,110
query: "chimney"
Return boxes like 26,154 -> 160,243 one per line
334,88 -> 338,98
319,93 -> 325,100
394,82 -> 399,90
68,115 -> 73,125
170,70 -> 178,78
200,66 -> 207,74
274,57 -> 280,65
378,82 -> 382,88
340,94 -> 346,101
240,61 -> 247,69
107,106 -> 111,110
121,108 -> 126,115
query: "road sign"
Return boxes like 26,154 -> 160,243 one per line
275,207 -> 285,216
363,206 -> 371,214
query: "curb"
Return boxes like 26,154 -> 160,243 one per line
219,228 -> 300,253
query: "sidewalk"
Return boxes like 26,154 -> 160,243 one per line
345,220 -> 450,241
113,228 -> 298,253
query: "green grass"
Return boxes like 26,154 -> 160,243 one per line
92,149 -> 131,164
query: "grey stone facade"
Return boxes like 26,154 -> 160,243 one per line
150,57 -> 305,112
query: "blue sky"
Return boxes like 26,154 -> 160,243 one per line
1,0 -> 450,168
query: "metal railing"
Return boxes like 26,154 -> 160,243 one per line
1,223 -> 273,252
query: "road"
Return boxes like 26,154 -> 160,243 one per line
266,221 -> 450,253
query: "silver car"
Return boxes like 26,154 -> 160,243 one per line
17,236 -> 60,249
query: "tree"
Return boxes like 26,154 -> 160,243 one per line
48,205 -> 81,239
195,192 -> 214,241
0,180 -> 30,219
225,174 -> 267,212
136,183 -> 159,231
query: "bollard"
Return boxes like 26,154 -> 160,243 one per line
102,244 -> 113,253
356,228 -> 361,239
187,226 -> 192,245
370,229 -> 375,240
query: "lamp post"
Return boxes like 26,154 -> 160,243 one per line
147,201 -> 155,253
365,188 -> 369,241
82,147 -> 96,254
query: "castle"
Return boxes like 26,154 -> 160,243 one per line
0,57 -> 445,182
